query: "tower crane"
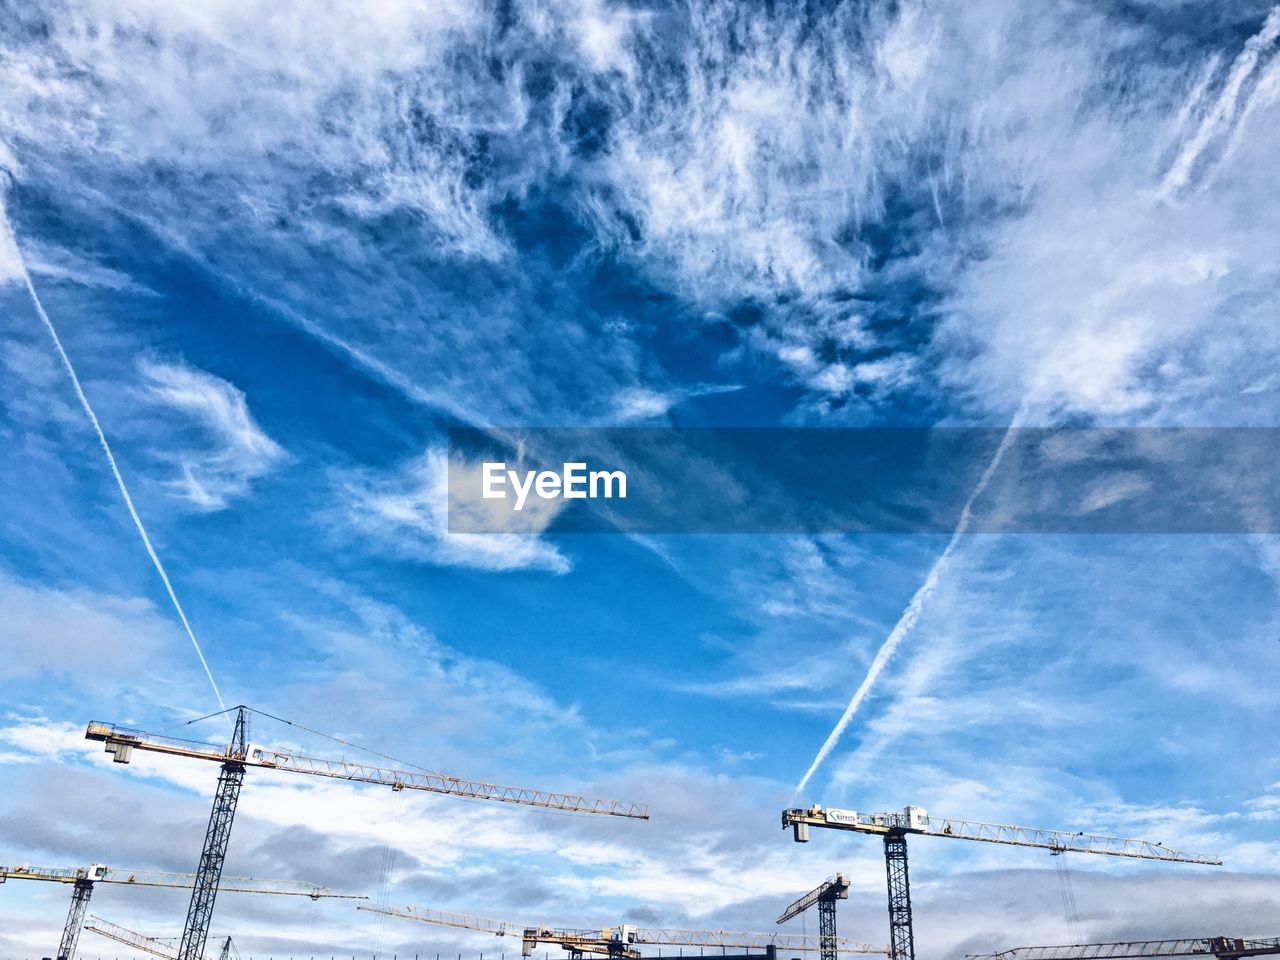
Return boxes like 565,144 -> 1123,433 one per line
0,862 -> 360,960
781,805 -> 1222,960
776,874 -> 850,960
966,937 -> 1280,960
85,916 -> 241,960
358,905 -> 889,957
86,707 -> 648,960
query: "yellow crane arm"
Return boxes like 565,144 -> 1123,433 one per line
357,906 -> 526,938
360,905 -> 889,955
0,864 -> 364,899
628,927 -> 884,954
86,722 -> 649,820
781,806 -> 1221,864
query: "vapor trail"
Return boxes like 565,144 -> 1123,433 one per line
793,407 -> 1026,796
1158,5 -> 1280,198
1,201 -> 228,714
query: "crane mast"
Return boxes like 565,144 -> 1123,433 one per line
179,707 -> 246,960
782,805 -> 1222,960
777,874 -> 851,960
58,876 -> 94,960
86,706 -> 648,960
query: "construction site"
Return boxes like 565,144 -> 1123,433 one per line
1,704 -> 1275,960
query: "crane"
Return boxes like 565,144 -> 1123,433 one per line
966,938 -> 1280,960
0,862 -> 360,960
358,905 -> 889,957
86,706 -> 649,960
781,805 -> 1222,960
84,916 -> 181,960
777,874 -> 850,960
84,916 -> 241,960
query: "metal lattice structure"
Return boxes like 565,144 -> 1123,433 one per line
783,805 -> 1220,960
178,708 -> 248,960
86,917 -> 248,960
87,705 -> 646,960
360,905 -> 890,956
366,907 -> 525,938
1,861 -> 358,960
0,864 -> 347,897
84,916 -> 179,960
884,834 -> 913,960
782,807 -> 1221,865
777,875 -> 851,960
820,899 -> 839,960
86,718 -> 649,819
57,880 -> 94,960
968,939 -> 1280,960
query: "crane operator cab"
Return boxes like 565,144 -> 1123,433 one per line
904,806 -> 929,831
244,744 -> 277,767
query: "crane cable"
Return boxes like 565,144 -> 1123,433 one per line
1052,852 -> 1083,944
371,786 -> 405,959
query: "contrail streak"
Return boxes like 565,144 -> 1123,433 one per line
1158,5 -> 1280,199
793,407 -> 1026,796
1,200 -> 228,714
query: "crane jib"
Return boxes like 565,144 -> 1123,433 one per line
85,721 -> 650,819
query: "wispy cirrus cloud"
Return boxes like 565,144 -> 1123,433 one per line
138,359 -> 289,511
341,448 -> 571,574
611,383 -> 742,423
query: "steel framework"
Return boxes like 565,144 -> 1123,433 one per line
777,874 -> 850,960
359,905 -> 889,956
87,705 -> 644,960
782,808 -> 1221,865
819,899 -> 838,960
783,805 -> 1219,960
84,916 -> 178,960
178,707 -> 247,960
86,719 -> 649,819
1,860 -> 355,960
57,880 -> 94,960
968,939 -> 1280,960
883,834 -> 913,960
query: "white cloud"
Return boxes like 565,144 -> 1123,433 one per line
930,8 -> 1280,423
138,360 -> 289,510
21,238 -> 154,294
0,717 -> 85,765
0,193 -> 25,285
1244,783 -> 1280,822
0,0 -> 505,257
0,573 -> 168,682
1158,7 -> 1280,200
343,447 -> 571,574
611,382 -> 742,423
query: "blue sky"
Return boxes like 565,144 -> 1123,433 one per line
1,0 -> 1279,957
